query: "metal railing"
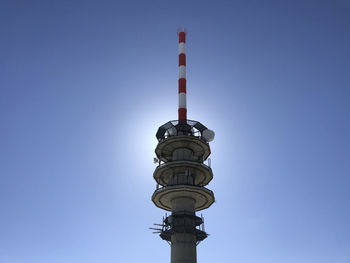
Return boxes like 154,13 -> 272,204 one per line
154,182 -> 210,192
161,130 -> 203,142
156,119 -> 210,143
155,159 -> 211,169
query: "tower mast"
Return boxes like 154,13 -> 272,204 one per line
178,31 -> 187,122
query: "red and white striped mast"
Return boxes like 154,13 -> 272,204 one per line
178,31 -> 187,123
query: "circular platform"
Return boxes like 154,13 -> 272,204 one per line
152,185 -> 215,212
153,161 -> 213,187
155,136 -> 210,162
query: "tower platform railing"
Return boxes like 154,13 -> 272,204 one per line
156,119 -> 213,143
155,159 -> 211,169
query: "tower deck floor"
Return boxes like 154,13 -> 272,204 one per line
152,185 -> 215,211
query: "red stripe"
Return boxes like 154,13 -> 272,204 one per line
178,32 -> 186,43
178,78 -> 186,93
179,54 -> 186,66
178,108 -> 187,121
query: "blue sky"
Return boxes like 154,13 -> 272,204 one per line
1,0 -> 349,262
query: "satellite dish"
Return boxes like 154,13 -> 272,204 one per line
202,129 -> 215,142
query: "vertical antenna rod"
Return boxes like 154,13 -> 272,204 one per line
178,31 -> 187,122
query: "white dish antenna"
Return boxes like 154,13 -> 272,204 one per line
202,129 -> 215,142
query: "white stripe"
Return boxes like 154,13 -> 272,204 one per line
178,42 -> 186,54
179,65 -> 186,79
179,92 -> 187,108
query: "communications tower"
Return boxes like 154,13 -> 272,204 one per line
151,31 -> 215,263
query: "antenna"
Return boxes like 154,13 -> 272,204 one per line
178,31 -> 187,123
